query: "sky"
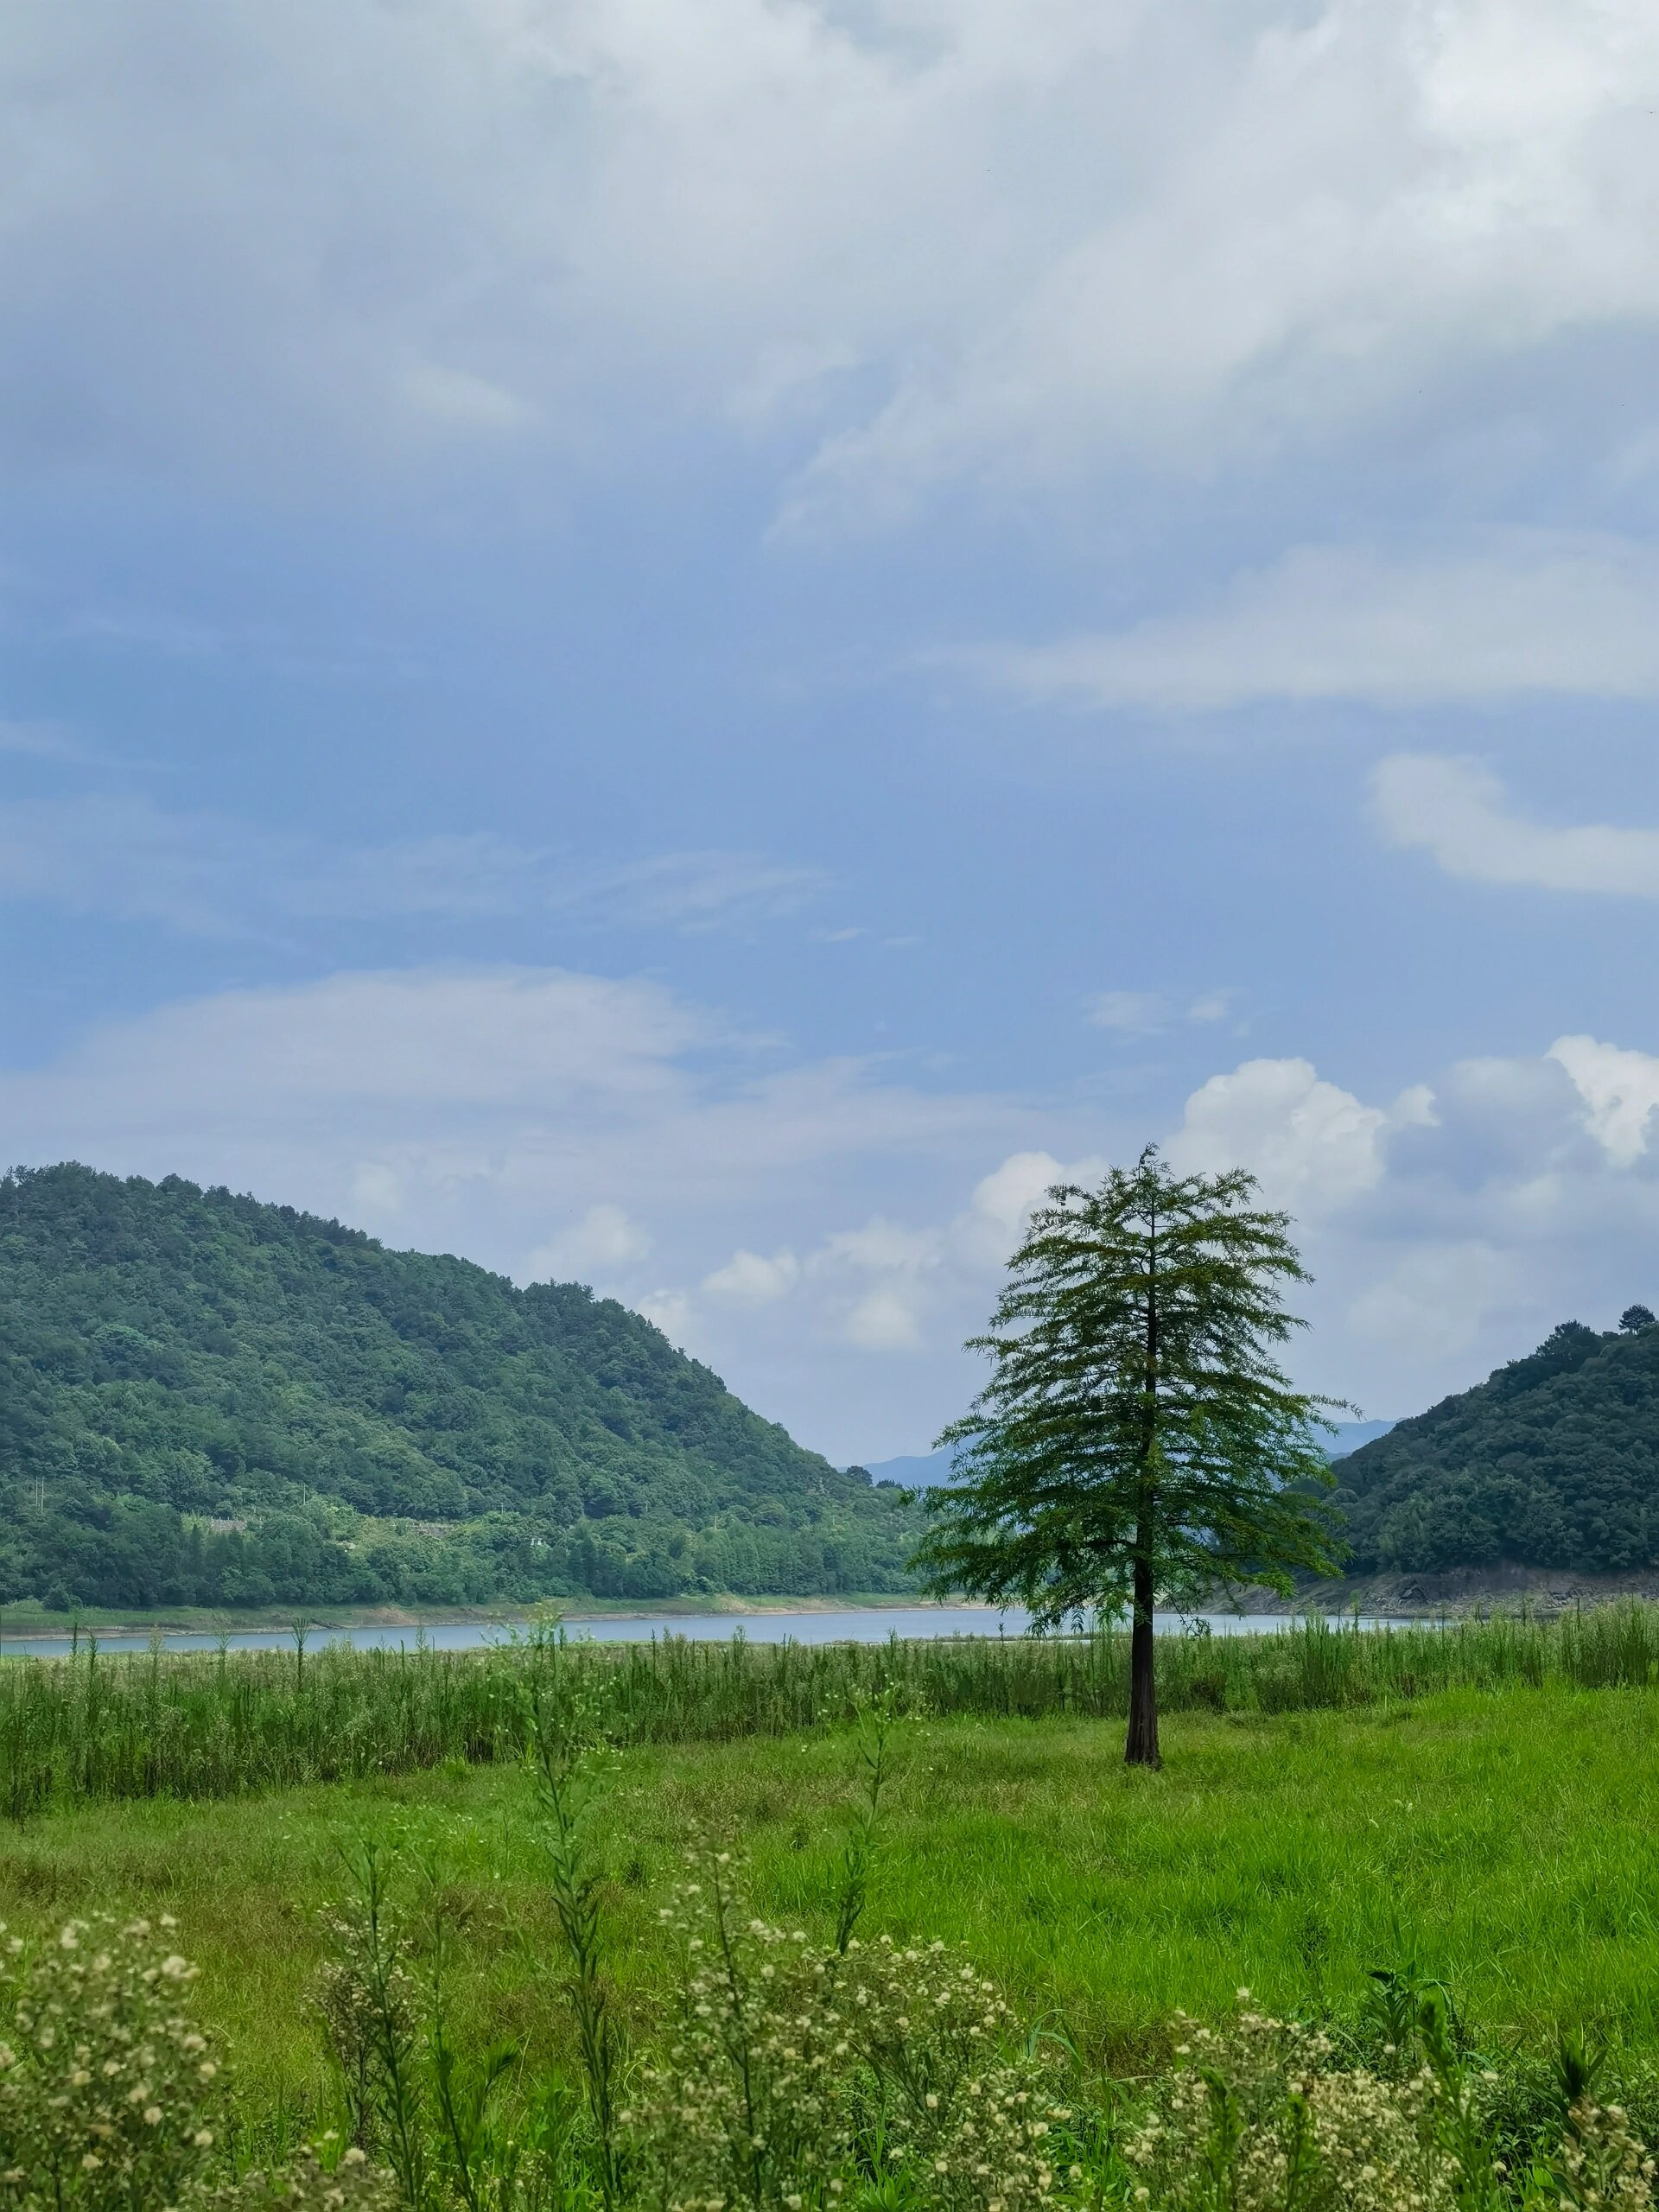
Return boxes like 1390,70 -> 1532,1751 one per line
5,0 -> 1659,1466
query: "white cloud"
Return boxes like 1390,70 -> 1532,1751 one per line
810,1217 -> 941,1350
0,791 -> 824,936
1549,1035 -> 1659,1167
843,1286 -> 925,1353
1167,1057 -> 1396,1216
634,1288 -> 693,1347
580,1143 -> 1102,1382
701,1247 -> 800,1306
1089,989 -> 1232,1034
7,966 -> 710,1131
349,1162 -> 405,1217
524,1204 -> 652,1283
311,842 -> 828,932
763,1147 -> 1105,1359
780,3 -> 1659,523
1373,755 -> 1659,895
0,795 -> 258,933
1089,991 -> 1166,1033
1346,1242 -> 1519,1360
567,853 -> 829,932
821,1218 -> 940,1276
4,3 -> 1659,517
1072,1038 -> 1657,1426
0,964 -> 1039,1204
644,1027 -> 1659,1427
966,1151 -> 1075,1237
973,537 -> 1659,713
400,361 -> 538,434
1141,1034 -> 1659,1416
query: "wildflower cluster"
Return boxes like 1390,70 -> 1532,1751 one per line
626,1854 -> 855,2212
313,1896 -> 421,2152
1552,2099 -> 1658,2212
311,1847 -> 433,2212
0,1914 -> 223,2212
200,2139 -> 398,2212
624,1853 -> 1068,2212
1123,1998 -> 1462,2212
840,1937 -> 1071,2212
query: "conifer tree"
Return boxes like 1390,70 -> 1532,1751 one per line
914,1146 -> 1344,1767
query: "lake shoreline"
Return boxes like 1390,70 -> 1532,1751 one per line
0,1591 -> 981,1641
6,1566 -> 1653,1645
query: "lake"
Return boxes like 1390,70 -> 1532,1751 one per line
0,1604 -> 1406,1659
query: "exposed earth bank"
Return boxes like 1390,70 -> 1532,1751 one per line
1236,1566 -> 1659,1618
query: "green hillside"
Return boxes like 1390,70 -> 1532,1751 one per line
1334,1315 -> 1659,1573
0,1163 -> 916,1611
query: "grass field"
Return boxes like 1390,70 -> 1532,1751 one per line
6,1680 -> 1659,2139
14,1607 -> 1659,1817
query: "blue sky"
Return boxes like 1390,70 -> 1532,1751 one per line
5,0 -> 1659,1465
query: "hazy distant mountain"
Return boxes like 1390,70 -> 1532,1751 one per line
1326,1420 -> 1396,1457
862,1421 -> 1395,1490
860,1448 -> 958,1490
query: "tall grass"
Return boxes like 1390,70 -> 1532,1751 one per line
5,1606 -> 1659,1815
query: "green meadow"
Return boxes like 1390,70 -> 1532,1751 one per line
7,1669 -> 1659,2134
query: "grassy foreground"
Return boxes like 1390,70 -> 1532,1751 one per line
5,1683 -> 1659,2129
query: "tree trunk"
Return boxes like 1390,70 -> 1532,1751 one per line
1127,1186 -> 1162,1770
1124,1549 -> 1160,1767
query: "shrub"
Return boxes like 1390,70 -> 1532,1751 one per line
1120,1993 -> 1659,2212
1550,2097 -> 1658,2212
202,2142 -> 398,2212
625,1851 -> 1069,2212
1124,1999 -> 1461,2212
0,1914 -> 396,2212
0,1913 -> 223,2212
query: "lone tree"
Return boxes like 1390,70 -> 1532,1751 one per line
913,1147 -> 1344,1768
1620,1304 -> 1656,1334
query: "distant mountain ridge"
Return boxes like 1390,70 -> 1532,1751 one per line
1333,1319 -> 1659,1572
862,1448 -> 957,1490
863,1421 -> 1395,1491
1325,1420 -> 1396,1457
0,1164 -> 917,1611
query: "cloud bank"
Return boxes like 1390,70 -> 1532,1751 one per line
8,958 -> 1659,1458
976,538 -> 1659,713
5,0 -> 1659,521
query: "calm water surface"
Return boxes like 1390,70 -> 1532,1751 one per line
0,1605 -> 1406,1659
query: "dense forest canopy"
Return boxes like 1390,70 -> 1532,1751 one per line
1335,1313 -> 1659,1573
0,1163 -> 915,1611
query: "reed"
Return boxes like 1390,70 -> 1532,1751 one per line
5,1604 -> 1659,1815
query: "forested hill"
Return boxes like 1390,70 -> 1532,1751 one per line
1334,1316 -> 1659,1573
0,1163 -> 916,1612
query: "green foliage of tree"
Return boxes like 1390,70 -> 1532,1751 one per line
912,1147 -> 1343,1766
1337,1315 -> 1659,1575
0,1163 -> 916,1611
